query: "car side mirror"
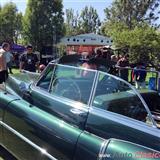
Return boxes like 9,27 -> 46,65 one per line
19,82 -> 33,104
19,82 -> 28,93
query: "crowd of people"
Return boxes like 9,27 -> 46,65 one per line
0,42 -> 46,85
0,42 -> 148,89
83,46 -> 147,89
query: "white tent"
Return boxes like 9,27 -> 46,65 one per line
61,33 -> 112,46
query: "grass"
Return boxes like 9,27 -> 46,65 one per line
128,69 -> 158,90
12,68 -> 20,74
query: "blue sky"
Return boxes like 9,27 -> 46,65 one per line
0,0 -> 113,21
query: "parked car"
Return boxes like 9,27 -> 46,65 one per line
0,55 -> 160,160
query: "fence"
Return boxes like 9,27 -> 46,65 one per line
115,66 -> 160,92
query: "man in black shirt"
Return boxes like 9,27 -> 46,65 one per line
19,45 -> 39,72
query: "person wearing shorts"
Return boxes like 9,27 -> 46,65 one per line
0,42 -> 10,84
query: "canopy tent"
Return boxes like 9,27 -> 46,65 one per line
11,44 -> 26,53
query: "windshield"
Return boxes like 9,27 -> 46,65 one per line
93,71 -> 155,126
49,64 -> 97,104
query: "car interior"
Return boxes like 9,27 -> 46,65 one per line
141,92 -> 160,128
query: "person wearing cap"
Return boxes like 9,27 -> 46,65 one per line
0,42 -> 10,84
19,45 -> 39,72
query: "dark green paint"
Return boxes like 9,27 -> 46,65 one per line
0,64 -> 160,160
86,107 -> 160,151
106,139 -> 160,160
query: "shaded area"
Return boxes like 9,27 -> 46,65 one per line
0,146 -> 17,160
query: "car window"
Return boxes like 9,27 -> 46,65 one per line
36,65 -> 54,90
93,72 -> 148,123
50,64 -> 96,104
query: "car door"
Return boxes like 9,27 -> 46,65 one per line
86,71 -> 160,151
3,64 -> 97,160
31,64 -> 96,128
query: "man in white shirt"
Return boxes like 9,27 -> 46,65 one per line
0,42 -> 10,84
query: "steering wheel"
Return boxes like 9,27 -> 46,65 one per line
52,77 -> 81,101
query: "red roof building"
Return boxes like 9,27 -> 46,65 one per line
60,33 -> 113,55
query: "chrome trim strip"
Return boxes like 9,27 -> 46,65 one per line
0,121 -> 58,160
110,138 -> 160,153
56,63 -> 97,72
34,64 -> 54,86
98,139 -> 110,160
90,106 -> 160,137
48,64 -> 57,92
88,71 -> 99,106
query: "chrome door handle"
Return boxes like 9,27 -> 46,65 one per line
70,108 -> 86,117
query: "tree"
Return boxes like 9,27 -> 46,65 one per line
104,0 -> 160,28
64,6 -> 101,36
80,6 -> 101,33
0,2 -> 22,44
23,0 -> 64,51
102,0 -> 160,67
102,21 -> 160,67
65,9 -> 81,35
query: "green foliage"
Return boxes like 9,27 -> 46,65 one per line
65,9 -> 81,36
80,6 -> 101,33
103,21 -> 160,66
0,2 -> 22,44
64,6 -> 101,36
104,0 -> 160,28
23,0 -> 64,51
102,0 -> 160,68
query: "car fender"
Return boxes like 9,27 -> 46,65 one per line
0,92 -> 20,116
74,131 -> 160,160
105,139 -> 160,160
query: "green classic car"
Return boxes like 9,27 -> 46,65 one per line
0,56 -> 160,160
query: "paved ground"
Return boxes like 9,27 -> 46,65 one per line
0,146 -> 16,160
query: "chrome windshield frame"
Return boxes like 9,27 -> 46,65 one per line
91,70 -> 157,128
33,62 -> 158,128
